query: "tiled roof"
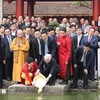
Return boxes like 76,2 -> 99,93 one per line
3,1 -> 92,16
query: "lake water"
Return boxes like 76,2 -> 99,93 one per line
0,92 -> 100,100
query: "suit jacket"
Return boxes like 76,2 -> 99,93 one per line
39,58 -> 59,75
73,46 -> 93,69
0,35 -> 3,61
50,34 -> 58,62
22,21 -> 31,27
24,34 -> 35,57
2,35 -> 14,58
72,35 -> 83,53
18,23 -> 24,29
98,36 -> 100,42
11,31 -> 17,38
41,36 -> 56,58
81,35 -> 98,53
32,38 -> 43,60
96,21 -> 100,32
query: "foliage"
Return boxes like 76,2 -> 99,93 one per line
72,1 -> 92,9
48,21 -> 59,29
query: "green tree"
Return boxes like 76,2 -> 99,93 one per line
72,1 -> 92,9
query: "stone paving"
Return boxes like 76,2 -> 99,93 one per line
0,79 -> 98,94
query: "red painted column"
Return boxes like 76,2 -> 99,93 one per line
27,0 -> 34,20
16,0 -> 24,19
93,0 -> 100,21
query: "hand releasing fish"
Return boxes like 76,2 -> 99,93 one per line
32,74 -> 47,94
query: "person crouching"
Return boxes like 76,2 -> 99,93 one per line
20,57 -> 38,85
35,54 -> 60,86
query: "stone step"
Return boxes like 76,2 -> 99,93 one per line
1,79 -> 98,95
8,82 -> 71,95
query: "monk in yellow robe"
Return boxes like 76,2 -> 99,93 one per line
10,29 -> 30,82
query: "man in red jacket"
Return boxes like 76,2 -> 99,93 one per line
20,57 -> 38,85
57,27 -> 73,85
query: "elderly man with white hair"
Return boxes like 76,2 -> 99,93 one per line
35,54 -> 59,86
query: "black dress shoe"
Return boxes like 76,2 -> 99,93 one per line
89,77 -> 95,81
7,78 -> 11,81
16,82 -> 21,84
0,86 -> 4,89
83,86 -> 88,89
72,85 -> 77,89
59,80 -> 68,85
49,83 -> 55,86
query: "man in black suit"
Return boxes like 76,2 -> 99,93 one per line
22,16 -> 30,27
2,28 -> 14,81
72,27 -> 84,72
48,27 -> 58,62
72,27 -> 84,53
96,15 -> 100,32
73,42 -> 93,89
24,26 -> 35,58
41,30 -> 56,59
10,23 -> 17,38
0,35 -> 4,88
35,54 -> 59,86
32,30 -> 42,64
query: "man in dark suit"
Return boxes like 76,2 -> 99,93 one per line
22,16 -> 30,27
41,30 -> 56,59
72,27 -> 84,73
17,16 -> 24,29
2,28 -> 14,81
96,15 -> 100,32
35,54 -> 59,86
48,27 -> 58,62
24,26 -> 35,58
81,27 -> 98,80
72,27 -> 84,53
69,25 -> 76,38
73,42 -> 93,89
0,35 -> 4,88
10,23 -> 17,38
79,18 -> 85,31
32,30 -> 42,64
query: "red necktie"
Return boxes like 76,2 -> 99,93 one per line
88,36 -> 91,42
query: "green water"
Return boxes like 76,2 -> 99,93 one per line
0,92 -> 100,100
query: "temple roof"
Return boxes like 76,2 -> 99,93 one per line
4,0 -> 93,3
3,1 -> 92,16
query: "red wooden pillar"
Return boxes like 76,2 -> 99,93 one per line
93,0 -> 100,21
16,0 -> 24,19
27,0 -> 34,20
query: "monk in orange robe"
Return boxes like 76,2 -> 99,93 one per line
20,57 -> 38,85
10,29 -> 29,82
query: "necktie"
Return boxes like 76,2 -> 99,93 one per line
45,40 -> 48,55
8,36 -> 12,52
77,35 -> 81,47
88,36 -> 91,42
83,51 -> 87,67
37,38 -> 42,55
8,36 -> 12,45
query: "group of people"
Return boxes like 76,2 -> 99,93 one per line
0,15 -> 100,89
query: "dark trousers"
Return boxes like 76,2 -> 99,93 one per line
41,70 -> 58,84
83,72 -> 88,87
37,55 -> 42,65
5,53 -> 13,79
63,61 -> 70,82
89,53 -> 95,79
0,61 -> 3,87
73,62 -> 88,87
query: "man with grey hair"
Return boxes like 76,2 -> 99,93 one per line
35,54 -> 59,86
